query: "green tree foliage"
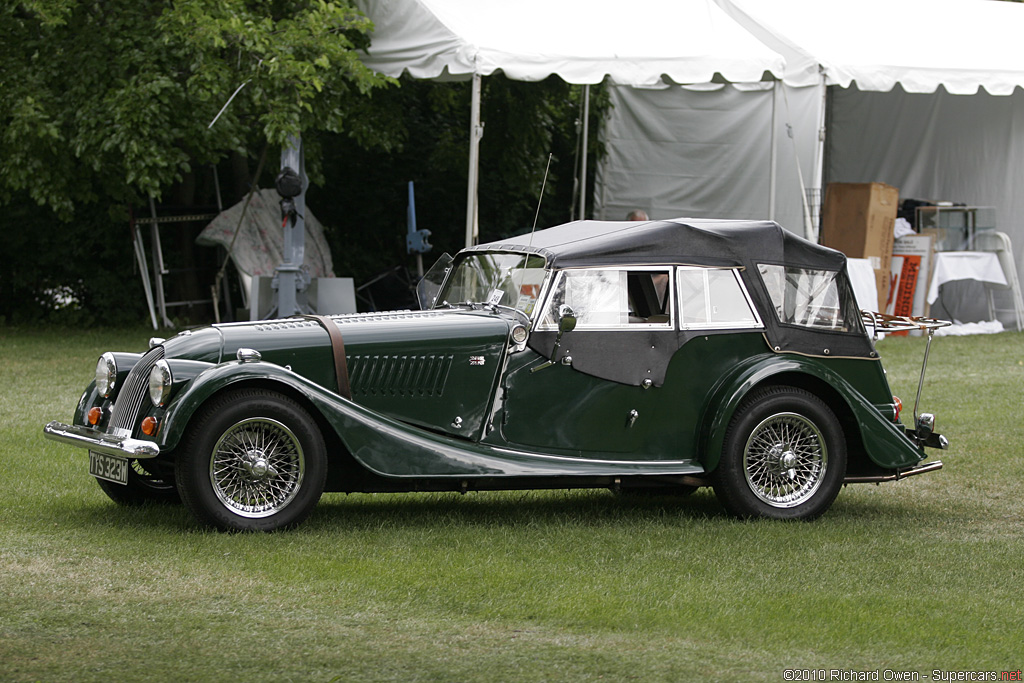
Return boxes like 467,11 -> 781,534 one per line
0,0 -> 390,324
0,0 -> 392,216
0,1 -> 605,324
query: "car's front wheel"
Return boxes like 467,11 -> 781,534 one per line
711,386 -> 846,520
175,388 -> 327,531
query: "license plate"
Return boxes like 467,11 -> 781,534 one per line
89,451 -> 129,485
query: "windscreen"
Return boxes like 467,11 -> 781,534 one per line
435,252 -> 548,317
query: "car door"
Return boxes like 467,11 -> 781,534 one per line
498,264 -> 766,461
499,266 -> 682,458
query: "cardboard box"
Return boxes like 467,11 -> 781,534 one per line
821,182 -> 899,311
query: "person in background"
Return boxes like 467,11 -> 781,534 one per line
626,209 -> 649,221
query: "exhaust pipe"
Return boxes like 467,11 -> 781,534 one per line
844,460 -> 943,484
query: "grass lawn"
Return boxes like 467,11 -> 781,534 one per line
1,325 -> 1022,682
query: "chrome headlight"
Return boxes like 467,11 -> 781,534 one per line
148,360 -> 172,407
95,353 -> 117,398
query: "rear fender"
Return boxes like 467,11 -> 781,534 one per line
700,355 -> 923,472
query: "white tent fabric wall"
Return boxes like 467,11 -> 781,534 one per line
594,82 -> 822,237
827,84 -> 1024,305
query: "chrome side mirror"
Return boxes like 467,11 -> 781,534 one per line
557,305 -> 577,334
532,305 -> 577,373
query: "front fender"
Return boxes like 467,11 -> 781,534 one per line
157,359 -> 320,452
700,355 -> 923,472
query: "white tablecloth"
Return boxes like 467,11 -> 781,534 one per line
846,258 -> 879,311
926,251 -> 1007,304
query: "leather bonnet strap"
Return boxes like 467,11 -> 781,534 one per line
301,314 -> 353,401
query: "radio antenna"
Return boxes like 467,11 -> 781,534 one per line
529,153 -> 554,243
510,153 -> 553,315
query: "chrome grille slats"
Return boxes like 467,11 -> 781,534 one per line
109,347 -> 164,434
349,354 -> 452,398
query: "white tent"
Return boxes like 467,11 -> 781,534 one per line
355,0 -> 787,247
354,0 -> 785,85
723,0 -> 1024,95
355,0 -> 1024,298
596,0 -> 1024,299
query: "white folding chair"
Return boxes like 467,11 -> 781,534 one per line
973,231 -> 1024,332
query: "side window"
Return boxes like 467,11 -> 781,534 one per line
676,266 -> 761,330
539,268 -> 673,329
757,264 -> 857,332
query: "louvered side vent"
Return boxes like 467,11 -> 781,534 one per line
109,346 -> 164,434
348,354 -> 453,398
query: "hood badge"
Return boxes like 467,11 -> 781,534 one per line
469,356 -> 485,366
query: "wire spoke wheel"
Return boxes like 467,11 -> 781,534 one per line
743,412 -> 826,508
712,386 -> 846,520
177,389 -> 327,531
210,417 -> 305,518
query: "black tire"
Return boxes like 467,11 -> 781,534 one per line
711,386 -> 846,520
175,388 -> 327,531
95,459 -> 180,505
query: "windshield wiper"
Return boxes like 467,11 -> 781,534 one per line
487,302 -> 532,326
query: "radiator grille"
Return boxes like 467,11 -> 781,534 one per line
348,354 -> 453,398
109,347 -> 164,434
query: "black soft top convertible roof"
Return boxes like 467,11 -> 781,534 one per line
466,218 -> 875,383
469,218 -> 846,272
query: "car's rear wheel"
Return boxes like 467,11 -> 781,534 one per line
711,386 -> 846,520
95,459 -> 180,505
176,388 -> 327,531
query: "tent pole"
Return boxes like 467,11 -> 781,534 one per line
579,84 -> 591,220
465,73 -> 482,248
779,85 -> 816,242
769,81 -> 778,221
811,74 -> 828,231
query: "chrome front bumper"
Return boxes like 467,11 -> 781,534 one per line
43,421 -> 160,459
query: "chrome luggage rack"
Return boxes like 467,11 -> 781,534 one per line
861,311 -> 952,336
861,311 -> 952,426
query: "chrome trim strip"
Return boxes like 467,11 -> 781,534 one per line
43,421 -> 160,459
478,446 -> 698,469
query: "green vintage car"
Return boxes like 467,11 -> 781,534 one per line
44,218 -> 948,530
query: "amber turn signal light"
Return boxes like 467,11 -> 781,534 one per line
87,407 -> 103,425
893,396 -> 903,423
141,416 -> 159,436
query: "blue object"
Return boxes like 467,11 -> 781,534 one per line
406,181 -> 432,254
